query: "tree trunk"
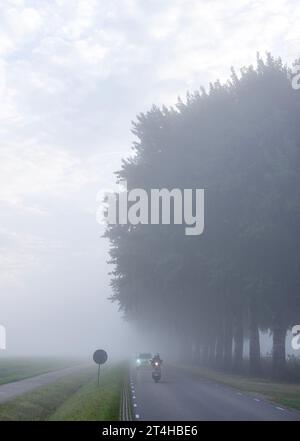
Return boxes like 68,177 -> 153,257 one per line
272,322 -> 287,379
223,315 -> 233,370
215,320 -> 224,368
208,335 -> 216,366
249,299 -> 261,375
192,341 -> 201,364
233,311 -> 244,372
201,342 -> 209,366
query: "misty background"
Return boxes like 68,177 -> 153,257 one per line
0,0 -> 299,358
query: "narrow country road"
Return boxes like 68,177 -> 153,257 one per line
0,364 -> 88,404
130,365 -> 300,421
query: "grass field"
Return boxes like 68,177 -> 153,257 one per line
178,364 -> 300,412
50,363 -> 124,421
0,363 -> 125,421
0,357 -> 81,385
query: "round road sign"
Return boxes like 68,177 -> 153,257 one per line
93,349 -> 108,365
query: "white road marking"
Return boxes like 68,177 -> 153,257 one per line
254,398 -> 260,402
133,403 -> 137,407
135,414 -> 140,419
236,392 -> 243,396
132,395 -> 136,399
276,406 -> 285,411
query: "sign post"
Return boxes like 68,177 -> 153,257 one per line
93,349 -> 108,386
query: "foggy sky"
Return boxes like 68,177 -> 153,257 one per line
0,0 -> 299,357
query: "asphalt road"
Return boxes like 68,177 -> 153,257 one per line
131,365 -> 300,421
0,364 -> 87,404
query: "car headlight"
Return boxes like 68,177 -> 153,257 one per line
136,359 -> 141,365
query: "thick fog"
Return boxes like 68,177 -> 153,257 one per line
0,1 -> 299,359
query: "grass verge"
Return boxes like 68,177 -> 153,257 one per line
0,367 -> 94,421
50,363 -> 125,421
0,363 -> 125,421
178,364 -> 300,412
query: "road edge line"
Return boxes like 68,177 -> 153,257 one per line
119,366 -> 133,421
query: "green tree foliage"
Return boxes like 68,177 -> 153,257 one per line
105,54 -> 300,379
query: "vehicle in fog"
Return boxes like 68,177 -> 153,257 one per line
151,365 -> 161,383
151,355 -> 162,383
135,353 -> 152,369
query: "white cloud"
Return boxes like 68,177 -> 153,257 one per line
0,137 -> 122,211
0,226 -> 59,283
0,5 -> 42,55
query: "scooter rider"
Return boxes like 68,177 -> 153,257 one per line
151,353 -> 163,367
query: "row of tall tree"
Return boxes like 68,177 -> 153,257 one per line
105,54 -> 300,379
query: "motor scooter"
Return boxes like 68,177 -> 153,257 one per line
151,360 -> 162,383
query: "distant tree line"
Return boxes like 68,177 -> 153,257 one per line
105,54 -> 300,379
